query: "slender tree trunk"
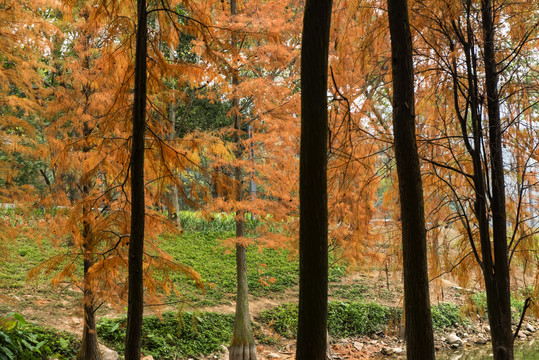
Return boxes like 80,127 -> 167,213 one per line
482,0 -> 513,358
166,102 -> 181,226
78,26 -> 101,357
230,222 -> 257,359
125,0 -> 147,358
228,1 -> 256,358
78,244 -> 101,360
79,186 -> 101,360
387,0 -> 435,359
296,1 -> 332,359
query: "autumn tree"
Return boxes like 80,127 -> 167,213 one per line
296,0 -> 332,359
412,1 -> 539,358
387,0 -> 435,358
175,1 -> 302,358
0,0 -> 56,228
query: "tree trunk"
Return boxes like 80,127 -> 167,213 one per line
78,254 -> 101,360
387,0 -> 435,359
228,1 -> 257,358
482,0 -> 513,358
78,189 -> 101,360
295,1 -> 332,359
166,102 -> 181,226
125,0 -> 147,358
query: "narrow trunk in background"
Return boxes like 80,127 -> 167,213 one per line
482,0 -> 513,358
296,0 -> 332,359
229,0 -> 257,358
78,31 -> 101,357
387,0 -> 435,358
125,0 -> 147,358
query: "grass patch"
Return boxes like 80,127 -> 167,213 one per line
159,231 -> 299,306
98,311 -> 234,359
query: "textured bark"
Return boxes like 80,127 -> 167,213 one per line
78,200 -> 101,360
481,0 -> 513,358
230,242 -> 257,360
387,0 -> 435,359
78,255 -> 101,360
295,1 -> 332,359
125,0 -> 147,359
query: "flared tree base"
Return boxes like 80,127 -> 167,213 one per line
229,344 -> 257,360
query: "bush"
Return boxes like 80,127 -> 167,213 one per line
431,303 -> 462,330
328,301 -> 400,337
0,313 -> 79,360
258,301 -> 400,339
98,311 -> 234,359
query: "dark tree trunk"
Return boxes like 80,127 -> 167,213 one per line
295,1 -> 332,359
481,0 -> 513,358
387,0 -> 435,359
125,0 -> 147,359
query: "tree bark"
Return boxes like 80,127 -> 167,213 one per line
482,0 -> 513,358
79,183 -> 101,360
125,0 -> 147,358
387,0 -> 435,359
296,1 -> 332,359
78,247 -> 101,360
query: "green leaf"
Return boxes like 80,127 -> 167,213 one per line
12,313 -> 26,325
110,322 -> 120,333
0,346 -> 15,360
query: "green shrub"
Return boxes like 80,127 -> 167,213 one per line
463,291 -> 527,322
0,313 -> 79,360
258,303 -> 298,339
258,301 -> 400,339
328,301 -> 400,337
98,311 -> 234,359
431,303 -> 462,330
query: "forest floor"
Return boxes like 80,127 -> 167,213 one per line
3,265 -> 536,360
1,222 -> 537,359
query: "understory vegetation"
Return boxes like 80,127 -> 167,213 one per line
0,211 -> 536,359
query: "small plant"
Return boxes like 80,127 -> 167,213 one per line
431,303 -> 463,330
0,313 -> 78,360
463,292 -> 488,319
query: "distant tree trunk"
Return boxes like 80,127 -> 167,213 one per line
481,0 -> 513,358
79,182 -> 101,360
78,27 -> 101,358
78,231 -> 101,360
295,0 -> 332,359
229,0 -> 256,358
166,102 -> 181,226
125,0 -> 147,358
387,0 -> 435,359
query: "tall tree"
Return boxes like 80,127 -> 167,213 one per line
228,0 -> 257,356
296,0 -> 332,359
411,0 -> 539,357
387,0 -> 435,358
125,0 -> 147,357
479,0 -> 512,357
